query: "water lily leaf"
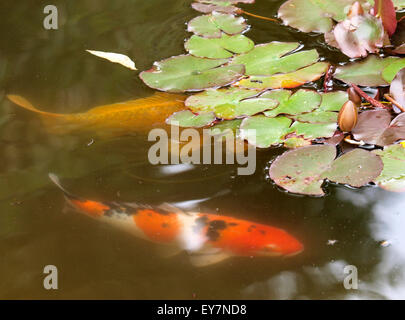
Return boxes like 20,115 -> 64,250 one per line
390,68 -> 405,110
269,145 -> 382,196
209,119 -> 242,136
334,55 -> 400,86
186,87 -> 278,119
185,34 -> 254,59
239,115 -> 292,147
278,0 -> 362,33
391,18 -> 405,54
86,50 -> 137,70
373,0 -> 397,36
166,110 -> 216,127
319,91 -> 348,111
332,13 -> 384,58
236,62 -> 329,89
263,89 -> 322,117
139,55 -> 245,92
293,111 -> 339,123
373,144 -> 405,192
283,136 -> 312,148
230,42 -> 320,76
288,121 -> 337,139
382,59 -> 405,83
321,148 -> 383,187
393,0 -> 405,9
187,12 -> 248,38
352,109 -> 405,145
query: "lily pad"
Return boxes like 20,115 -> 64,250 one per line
319,91 -> 348,111
381,59 -> 405,83
239,115 -> 292,147
209,119 -> 242,136
230,42 -> 320,76
373,0 -> 397,36
293,111 -> 338,123
373,144 -> 405,192
390,68 -> 405,110
269,145 -> 383,196
186,87 -> 278,119
192,3 -> 239,14
278,0 -> 363,33
185,34 -> 254,59
288,121 -> 337,139
332,13 -> 384,58
352,109 -> 405,146
236,62 -> 329,89
283,136 -> 312,148
263,89 -> 321,117
139,55 -> 245,92
334,55 -> 400,86
187,12 -> 248,38
166,110 -> 216,127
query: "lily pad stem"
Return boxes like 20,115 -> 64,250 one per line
383,94 -> 405,112
237,9 -> 279,23
350,84 -> 389,110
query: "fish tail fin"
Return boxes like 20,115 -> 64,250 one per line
49,173 -> 110,218
7,95 -> 58,117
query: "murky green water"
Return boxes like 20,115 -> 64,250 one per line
0,0 -> 404,299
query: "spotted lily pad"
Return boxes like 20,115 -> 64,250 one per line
185,34 -> 254,59
239,115 -> 292,148
352,109 -> 405,146
373,144 -> 405,192
263,89 -> 322,117
166,110 -> 216,127
278,0 -> 363,33
187,12 -> 248,38
186,87 -> 278,119
334,55 -> 402,86
269,145 -> 383,196
139,55 -> 245,92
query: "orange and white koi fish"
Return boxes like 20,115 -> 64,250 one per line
49,174 -> 303,266
6,92 -> 186,135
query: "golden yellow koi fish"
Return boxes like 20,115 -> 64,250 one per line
6,92 -> 186,135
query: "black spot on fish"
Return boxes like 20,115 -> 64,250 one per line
207,220 -> 227,242
161,223 -> 169,228
228,222 -> 238,227
260,230 -> 266,235
192,215 -> 209,234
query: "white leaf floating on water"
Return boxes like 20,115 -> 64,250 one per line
86,50 -> 137,70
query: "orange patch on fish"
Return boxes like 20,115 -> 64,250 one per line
71,199 -> 110,218
134,209 -> 181,243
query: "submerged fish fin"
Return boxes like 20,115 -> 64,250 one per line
48,173 -> 81,200
188,251 -> 231,267
157,202 -> 193,216
7,95 -> 59,117
86,92 -> 186,114
155,245 -> 183,259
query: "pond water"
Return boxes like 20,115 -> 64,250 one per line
1,0 -> 405,299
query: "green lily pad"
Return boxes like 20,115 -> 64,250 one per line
288,121 -> 337,139
373,144 -> 405,192
166,110 -> 216,127
209,119 -> 242,136
278,0 -> 363,33
269,145 -> 383,196
139,55 -> 245,92
382,59 -> 405,83
293,111 -> 338,123
334,55 -> 401,86
230,42 -> 320,76
236,62 -> 329,89
239,115 -> 292,148
187,12 -> 248,38
185,34 -> 254,59
318,91 -> 348,111
283,136 -> 312,148
186,87 -> 278,119
263,89 -> 321,117
352,110 -> 405,146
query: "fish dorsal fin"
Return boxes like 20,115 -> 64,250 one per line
86,92 -> 186,114
156,202 -> 192,216
7,95 -> 58,117
48,173 -> 81,200
188,251 -> 231,267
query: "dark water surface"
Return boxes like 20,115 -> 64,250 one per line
1,0 -> 404,299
